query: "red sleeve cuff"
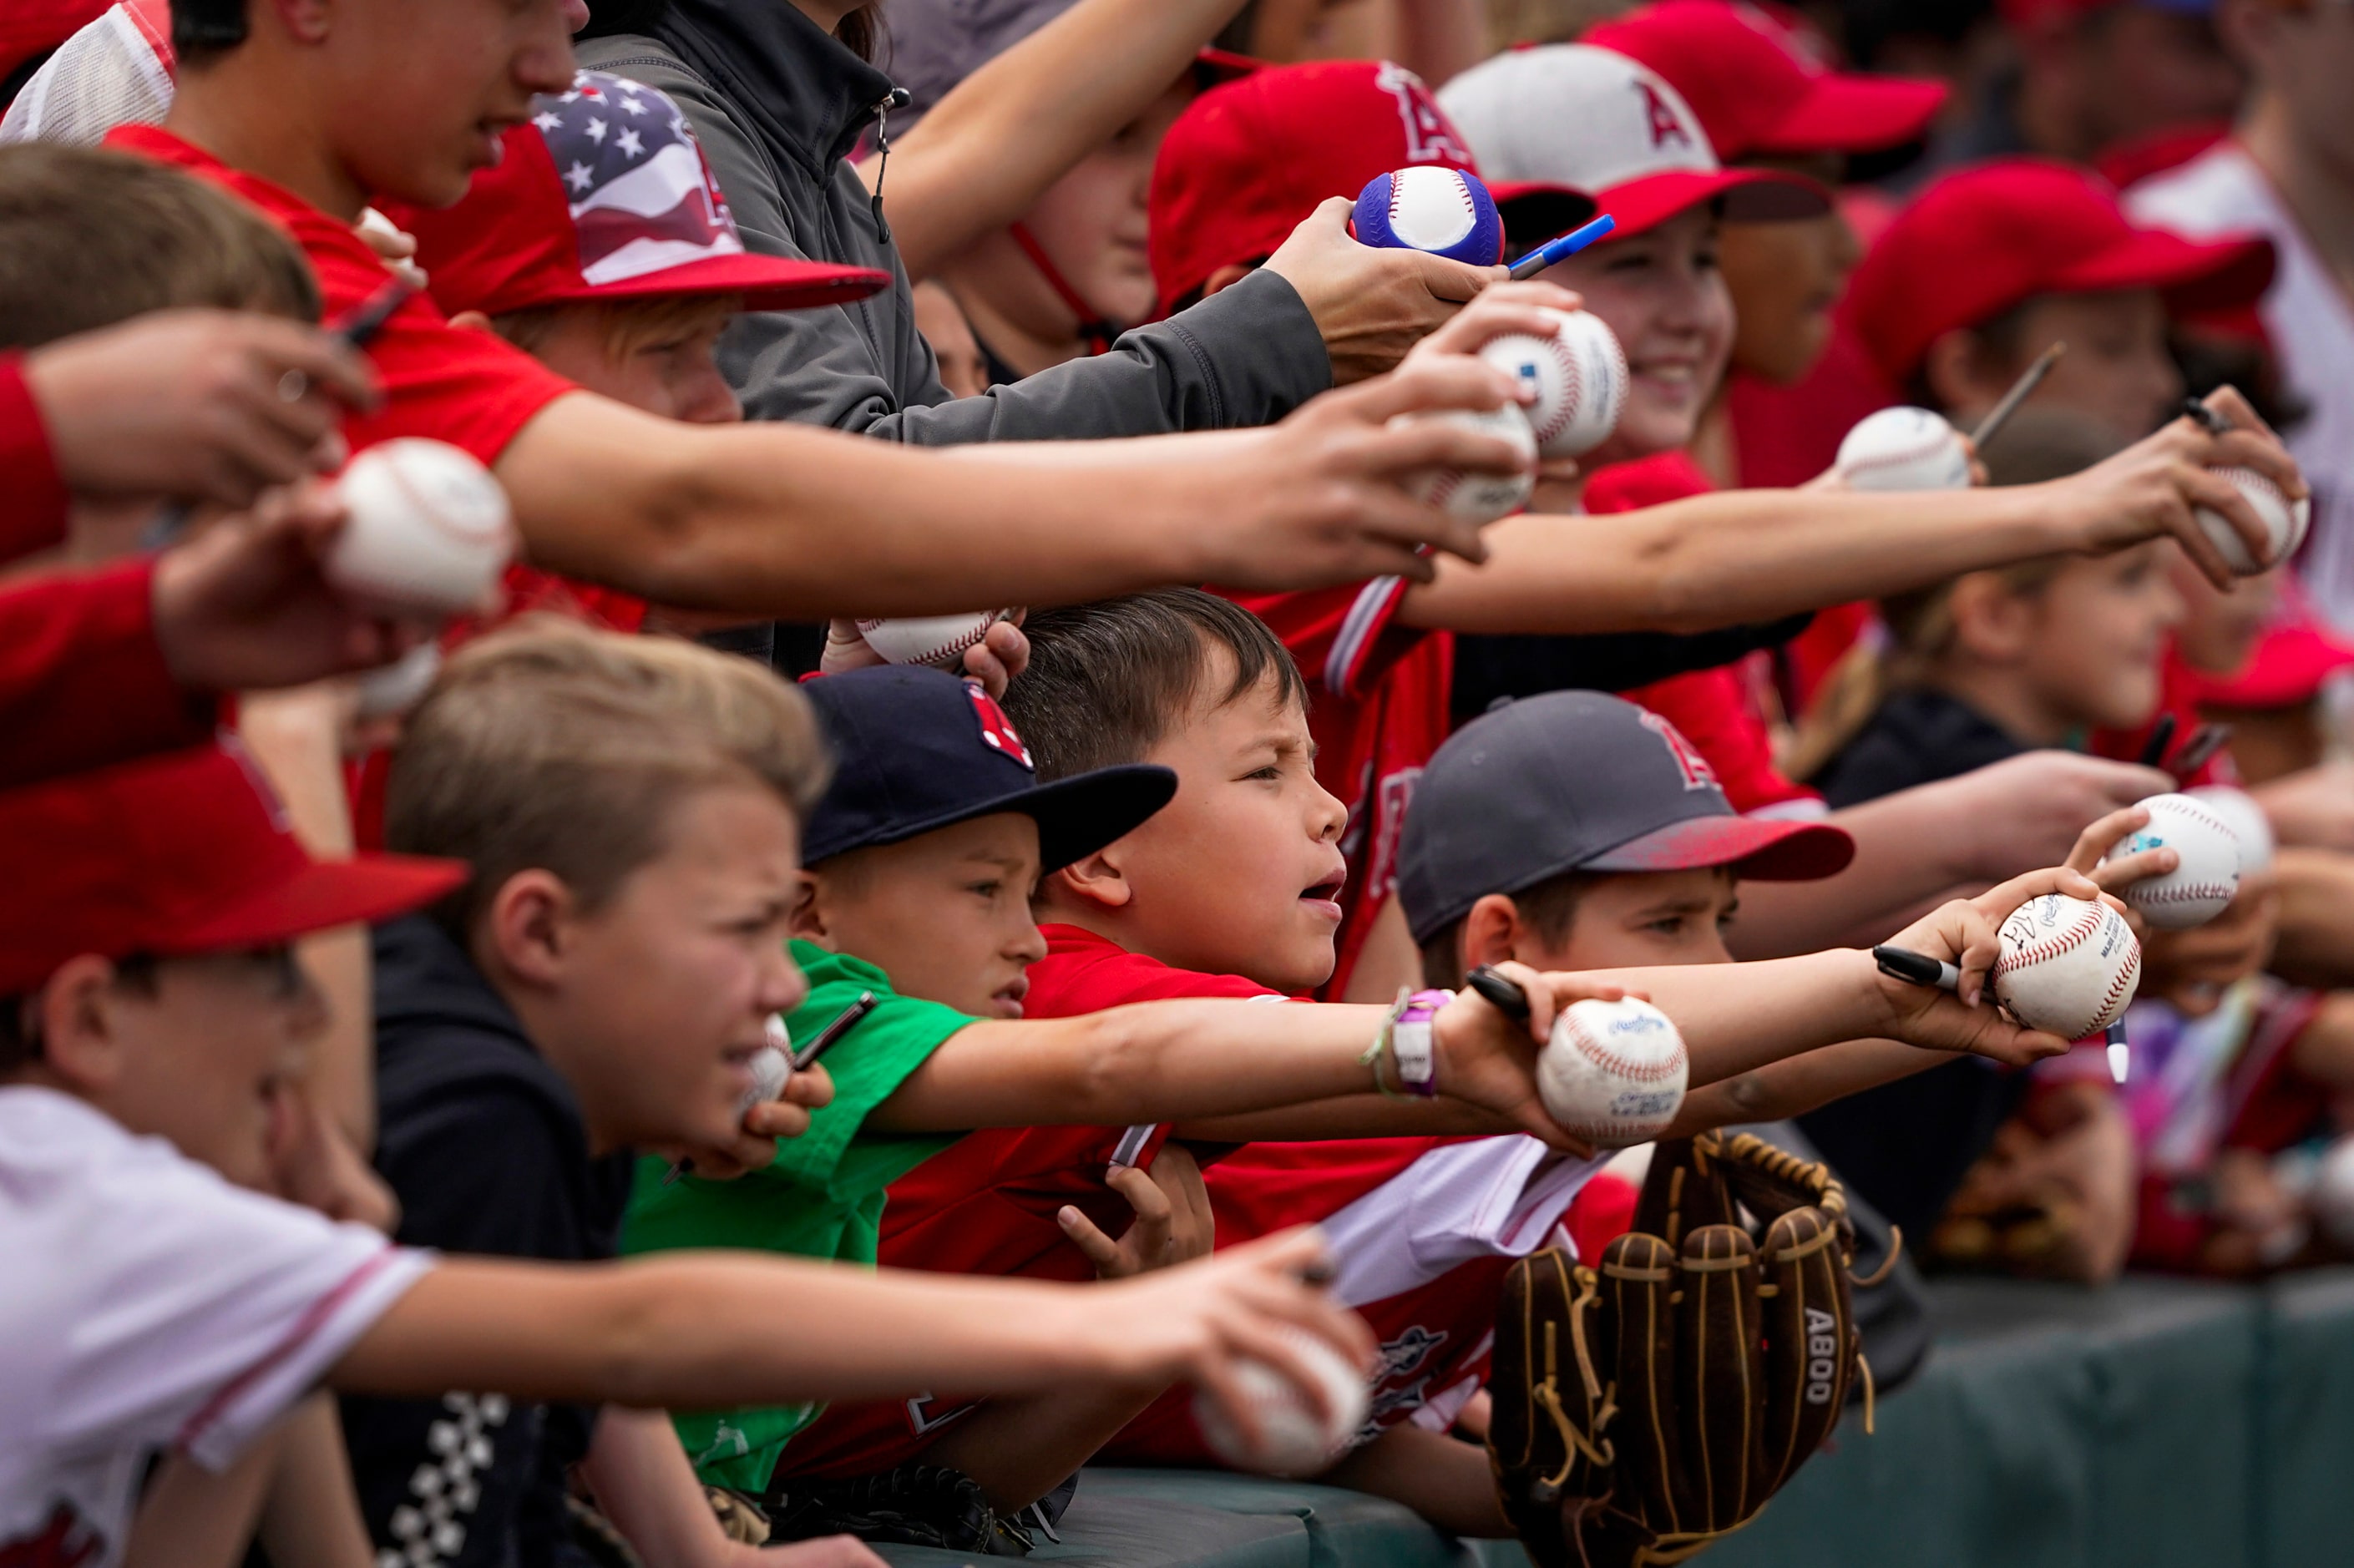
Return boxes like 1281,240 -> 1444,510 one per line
0,355 -> 71,564
0,559 -> 220,791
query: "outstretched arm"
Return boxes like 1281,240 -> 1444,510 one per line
490,358 -> 1533,616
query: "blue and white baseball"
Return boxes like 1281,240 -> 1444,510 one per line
1352,166 -> 1503,266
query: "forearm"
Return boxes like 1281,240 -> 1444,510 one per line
256,1396 -> 375,1568
581,1405 -> 744,1568
1582,950 -> 1892,1084
337,1257 -> 1130,1411
1665,1038 -> 1948,1136
2267,848 -> 2354,987
1322,1426 -> 1513,1537
870,1003 -> 1392,1132
919,1386 -> 1163,1514
1726,788 -> 1992,959
122,1395 -> 364,1568
1403,486 -> 2064,635
868,0 -> 1248,281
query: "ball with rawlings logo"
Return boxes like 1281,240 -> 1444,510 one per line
1391,402 -> 1536,527
1834,407 -> 1972,493
854,611 -> 1010,669
1992,893 -> 2141,1039
1476,308 -> 1628,458
1536,997 -> 1688,1148
2194,466 -> 2310,575
1194,1326 -> 1371,1477
1351,166 -> 1503,266
2101,792 -> 2242,929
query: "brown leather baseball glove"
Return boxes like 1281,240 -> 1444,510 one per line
1488,1131 -> 1877,1567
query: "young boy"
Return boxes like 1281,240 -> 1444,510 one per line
616,658 -> 1619,1522
1147,52 -> 2299,998
1,736 -> 1369,1568
787,590 -> 2096,1537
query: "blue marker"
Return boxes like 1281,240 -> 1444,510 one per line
1506,214 -> 1617,280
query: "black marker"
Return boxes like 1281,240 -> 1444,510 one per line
2180,396 -> 2230,435
792,991 -> 877,1071
1464,964 -> 1533,1022
2169,723 -> 2232,782
2138,712 -> 2179,771
1871,944 -> 1961,993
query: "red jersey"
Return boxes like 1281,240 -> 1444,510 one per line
0,356 -> 68,564
1221,582 -> 1451,999
106,125 -> 576,468
0,559 -> 215,790
2090,648 -> 2238,788
1588,454 -> 1822,816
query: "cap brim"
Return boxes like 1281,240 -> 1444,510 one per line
1764,75 -> 1947,155
2049,227 -> 2276,316
544,253 -> 892,313
2200,625 -> 2354,710
1491,182 -> 1604,252
816,765 -> 1180,873
1591,167 -> 1830,237
171,853 -> 469,954
1193,47 -> 1261,85
1582,814 -> 1856,881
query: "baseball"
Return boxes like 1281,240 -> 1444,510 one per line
2187,784 -> 2275,876
1476,308 -> 1628,458
853,611 -> 1010,669
2101,792 -> 2243,929
1391,403 -> 1536,526
1992,893 -> 2141,1039
327,439 -> 514,615
1536,997 -> 1689,1149
737,1042 -> 792,1117
352,641 -> 442,720
2193,466 -> 2310,575
1351,165 -> 1503,266
1193,1326 -> 1370,1477
1834,407 -> 1972,493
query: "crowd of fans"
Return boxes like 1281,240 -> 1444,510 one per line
2,0 -> 2351,1562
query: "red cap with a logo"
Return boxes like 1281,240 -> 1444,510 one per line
1149,59 -> 1515,315
1435,44 -> 1827,243
1843,157 -> 2274,385
1585,2 -> 1946,161
397,71 -> 889,320
0,742 -> 466,995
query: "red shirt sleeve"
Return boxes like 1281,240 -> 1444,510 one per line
0,354 -> 70,565
0,559 -> 216,789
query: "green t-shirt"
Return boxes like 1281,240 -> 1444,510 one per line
623,941 -> 969,1490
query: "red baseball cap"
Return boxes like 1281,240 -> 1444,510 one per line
1843,157 -> 2275,384
1149,58 -> 1505,315
1436,45 -> 1827,243
399,71 -> 888,320
0,741 -> 465,996
1584,2 -> 1946,160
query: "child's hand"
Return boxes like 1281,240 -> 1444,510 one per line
1874,866 -> 2127,1065
264,1081 -> 401,1233
1432,960 -> 1619,1156
1058,1143 -> 1215,1279
2068,801 -> 2177,903
821,614 -> 1030,701
655,1063 -> 835,1183
1086,1227 -> 1376,1438
2142,875 -> 2279,1015
1399,281 -> 1589,486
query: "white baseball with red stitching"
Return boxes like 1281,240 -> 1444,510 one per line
854,612 -> 1006,669
1536,996 -> 1688,1148
1834,407 -> 1972,493
328,438 -> 516,613
2194,466 -> 2310,575
1384,165 -> 1481,252
1390,403 -> 1536,525
2100,792 -> 2243,929
2187,784 -> 2274,876
1476,308 -> 1628,458
1193,1326 -> 1371,1476
1992,893 -> 2141,1039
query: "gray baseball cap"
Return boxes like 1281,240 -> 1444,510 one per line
1397,691 -> 1855,943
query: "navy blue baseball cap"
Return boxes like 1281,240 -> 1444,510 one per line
800,666 -> 1177,871
1398,690 -> 1855,943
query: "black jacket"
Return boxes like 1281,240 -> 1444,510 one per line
575,3 -> 1332,443
1813,685 -> 2029,808
342,916 -> 636,1568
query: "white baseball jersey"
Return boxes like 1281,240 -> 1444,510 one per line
0,1087 -> 433,1568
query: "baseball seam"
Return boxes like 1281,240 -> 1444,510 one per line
1992,904 -> 2103,976
1840,430 -> 1962,482
1567,1019 -> 1686,1083
1389,170 -> 1477,250
2129,882 -> 2238,905
2155,800 -> 2241,842
857,616 -> 995,666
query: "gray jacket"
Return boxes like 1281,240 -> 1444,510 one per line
575,2 -> 1331,443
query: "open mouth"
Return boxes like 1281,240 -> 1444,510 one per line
1299,878 -> 1347,920
992,973 -> 1032,1018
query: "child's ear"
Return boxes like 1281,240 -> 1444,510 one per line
446,310 -> 495,336
31,955 -> 132,1095
1947,572 -> 2036,662
483,870 -> 574,986
1047,848 -> 1132,912
1458,894 -> 1525,973
1202,262 -> 1258,300
786,871 -> 828,941
266,0 -> 335,46
1921,328 -> 2001,418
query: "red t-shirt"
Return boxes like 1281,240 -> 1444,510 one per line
0,355 -> 68,564
1221,581 -> 1452,1000
104,125 -> 576,468
1588,454 -> 1822,816
0,559 -> 215,791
